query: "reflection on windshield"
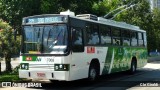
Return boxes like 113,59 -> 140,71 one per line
23,25 -> 68,54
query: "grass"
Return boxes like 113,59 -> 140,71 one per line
0,65 -> 31,82
0,74 -> 22,82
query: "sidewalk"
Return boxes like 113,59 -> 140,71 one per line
148,56 -> 160,62
1,57 -> 19,71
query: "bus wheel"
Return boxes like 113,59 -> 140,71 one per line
130,60 -> 137,74
88,65 -> 98,81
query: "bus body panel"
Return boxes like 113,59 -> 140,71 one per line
19,46 -> 147,81
101,46 -> 147,74
19,70 -> 70,81
19,55 -> 71,81
69,47 -> 107,80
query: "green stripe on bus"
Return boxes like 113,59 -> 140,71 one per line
22,56 -> 38,61
102,47 -> 113,74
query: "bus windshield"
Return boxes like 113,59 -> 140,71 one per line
22,24 -> 68,54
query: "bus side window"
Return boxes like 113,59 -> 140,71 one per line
112,28 -> 122,45
72,27 -> 84,52
143,33 -> 147,47
122,30 -> 130,46
138,32 -> 144,46
86,24 -> 99,45
131,32 -> 138,46
100,25 -> 111,45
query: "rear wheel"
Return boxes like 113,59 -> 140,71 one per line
130,60 -> 137,74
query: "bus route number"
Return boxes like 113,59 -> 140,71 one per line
47,58 -> 54,62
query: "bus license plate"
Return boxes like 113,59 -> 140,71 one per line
37,73 -> 46,77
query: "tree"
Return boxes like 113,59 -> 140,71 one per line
114,0 -> 158,53
92,0 -> 157,53
40,0 -> 99,14
150,8 -> 160,52
0,19 -> 19,72
92,0 -> 121,16
0,0 -> 99,35
0,0 -> 42,34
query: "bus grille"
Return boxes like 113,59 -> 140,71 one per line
29,64 -> 54,70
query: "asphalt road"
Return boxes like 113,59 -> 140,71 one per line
1,61 -> 160,90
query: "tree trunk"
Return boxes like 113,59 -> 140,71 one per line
5,56 -> 12,72
0,62 -> 1,74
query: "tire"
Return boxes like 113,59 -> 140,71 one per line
130,60 -> 137,74
88,65 -> 98,81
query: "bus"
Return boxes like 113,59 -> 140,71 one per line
19,10 -> 147,81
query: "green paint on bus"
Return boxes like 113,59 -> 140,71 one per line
102,47 -> 147,74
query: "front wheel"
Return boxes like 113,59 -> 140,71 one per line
88,65 -> 98,81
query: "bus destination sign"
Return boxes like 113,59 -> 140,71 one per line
24,16 -> 65,24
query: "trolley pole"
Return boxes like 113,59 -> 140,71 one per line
104,2 -> 138,19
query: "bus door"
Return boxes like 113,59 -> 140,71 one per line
70,27 -> 87,80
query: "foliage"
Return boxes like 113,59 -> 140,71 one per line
0,0 -> 99,34
0,0 -> 160,55
92,0 -> 160,53
92,0 -> 121,16
11,64 -> 20,74
0,63 -> 22,82
0,67 -> 31,82
40,0 -> 99,14
0,19 -> 20,72
0,74 -> 20,82
114,0 -> 159,53
150,8 -> 160,52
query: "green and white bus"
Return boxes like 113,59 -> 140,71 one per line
19,10 -> 147,81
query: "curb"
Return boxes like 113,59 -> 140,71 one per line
148,56 -> 160,63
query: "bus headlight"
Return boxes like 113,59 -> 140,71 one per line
54,64 -> 69,71
20,63 -> 29,70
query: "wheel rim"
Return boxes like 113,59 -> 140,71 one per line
132,63 -> 135,72
90,68 -> 96,80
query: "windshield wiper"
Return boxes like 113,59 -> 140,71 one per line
54,28 -> 63,45
36,27 -> 43,53
63,30 -> 66,45
47,29 -> 51,45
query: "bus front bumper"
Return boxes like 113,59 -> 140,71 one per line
19,70 -> 70,81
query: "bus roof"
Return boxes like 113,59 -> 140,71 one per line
22,13 -> 145,33
70,15 -> 146,33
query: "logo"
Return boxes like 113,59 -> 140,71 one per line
36,58 -> 41,62
2,82 -> 12,87
26,57 -> 32,61
87,47 -> 95,53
